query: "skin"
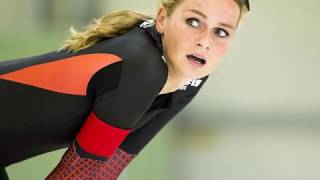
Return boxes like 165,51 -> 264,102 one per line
156,0 -> 241,94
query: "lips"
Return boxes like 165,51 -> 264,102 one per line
186,54 -> 207,65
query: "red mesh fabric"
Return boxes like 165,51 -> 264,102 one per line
46,143 -> 136,180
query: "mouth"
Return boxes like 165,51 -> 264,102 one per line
186,54 -> 207,67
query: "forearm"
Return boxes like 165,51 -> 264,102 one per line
46,111 -> 133,180
46,140 -> 136,180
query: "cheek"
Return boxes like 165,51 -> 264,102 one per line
213,42 -> 231,59
206,43 -> 231,71
166,31 -> 188,58
167,21 -> 193,48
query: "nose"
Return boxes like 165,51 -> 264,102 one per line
196,31 -> 211,50
197,42 -> 210,50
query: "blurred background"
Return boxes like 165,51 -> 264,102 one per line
1,0 -> 320,179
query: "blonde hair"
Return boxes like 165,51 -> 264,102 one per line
60,0 -> 249,53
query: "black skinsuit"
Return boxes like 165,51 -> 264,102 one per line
0,20 -> 209,179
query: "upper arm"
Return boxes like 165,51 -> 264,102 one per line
93,58 -> 166,128
76,58 -> 167,158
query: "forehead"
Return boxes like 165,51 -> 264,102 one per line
175,0 -> 240,26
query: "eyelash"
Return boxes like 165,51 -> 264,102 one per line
185,17 -> 230,38
215,28 -> 229,38
186,17 -> 201,28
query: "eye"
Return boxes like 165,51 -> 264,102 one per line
215,28 -> 229,38
186,17 -> 200,28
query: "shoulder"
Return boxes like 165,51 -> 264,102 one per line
119,57 -> 168,92
89,57 -> 167,96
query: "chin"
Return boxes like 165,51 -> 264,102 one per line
194,71 -> 211,79
178,64 -> 207,79
185,70 -> 203,79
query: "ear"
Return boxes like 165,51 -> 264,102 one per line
155,5 -> 166,34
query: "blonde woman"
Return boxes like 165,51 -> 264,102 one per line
0,0 -> 250,179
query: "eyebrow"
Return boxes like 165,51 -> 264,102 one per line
219,22 -> 235,30
186,9 -> 236,30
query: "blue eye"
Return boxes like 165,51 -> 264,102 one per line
186,18 -> 200,28
215,28 -> 229,38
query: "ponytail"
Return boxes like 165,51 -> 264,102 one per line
59,10 -> 154,53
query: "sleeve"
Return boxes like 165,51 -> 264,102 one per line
46,58 -> 167,180
102,75 -> 210,179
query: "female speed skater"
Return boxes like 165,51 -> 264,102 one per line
0,0 -> 250,179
